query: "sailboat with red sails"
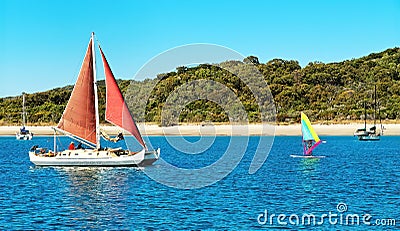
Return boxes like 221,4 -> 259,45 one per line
29,33 -> 159,166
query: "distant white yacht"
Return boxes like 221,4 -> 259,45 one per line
16,92 -> 33,140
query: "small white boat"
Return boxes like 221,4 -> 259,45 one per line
16,127 -> 33,140
16,93 -> 33,140
29,33 -> 160,166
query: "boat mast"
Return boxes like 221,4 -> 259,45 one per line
376,85 -> 383,135
92,32 -> 101,149
374,85 -> 377,127
363,101 -> 366,130
300,113 -> 305,155
378,105 -> 383,135
53,128 -> 57,153
22,92 -> 26,127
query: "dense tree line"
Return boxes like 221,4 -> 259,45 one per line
1,47 -> 399,125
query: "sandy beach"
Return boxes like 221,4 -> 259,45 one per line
1,123 -> 398,136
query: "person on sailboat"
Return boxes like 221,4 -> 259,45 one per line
109,132 -> 124,142
68,142 -> 75,150
20,126 -> 28,135
116,132 -> 124,141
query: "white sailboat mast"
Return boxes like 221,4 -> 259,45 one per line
92,32 -> 101,149
22,92 -> 26,126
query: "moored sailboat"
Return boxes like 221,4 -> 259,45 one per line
29,33 -> 159,166
16,92 -> 33,140
354,85 -> 382,141
291,112 -> 325,158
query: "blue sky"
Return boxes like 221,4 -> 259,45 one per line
0,0 -> 399,97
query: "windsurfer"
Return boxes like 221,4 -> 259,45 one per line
305,140 -> 313,155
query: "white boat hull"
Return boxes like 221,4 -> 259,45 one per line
29,148 -> 145,166
357,135 -> 380,141
354,131 -> 368,137
16,133 -> 33,140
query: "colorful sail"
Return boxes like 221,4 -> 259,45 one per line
99,47 -> 147,149
57,37 -> 97,145
301,112 -> 321,155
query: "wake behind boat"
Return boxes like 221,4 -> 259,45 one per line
29,33 -> 160,167
291,112 -> 325,158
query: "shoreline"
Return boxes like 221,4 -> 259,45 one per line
2,123 -> 397,136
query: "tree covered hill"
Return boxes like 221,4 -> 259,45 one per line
1,47 -> 399,126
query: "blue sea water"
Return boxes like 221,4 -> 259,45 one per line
0,136 -> 399,230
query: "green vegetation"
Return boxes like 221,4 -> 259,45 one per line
1,47 -> 399,126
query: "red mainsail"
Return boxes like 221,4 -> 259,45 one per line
99,47 -> 146,148
57,38 -> 97,145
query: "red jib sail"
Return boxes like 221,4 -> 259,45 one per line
57,38 -> 97,145
99,47 -> 146,148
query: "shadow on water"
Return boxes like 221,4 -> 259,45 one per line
60,167 -> 142,223
27,166 -> 146,229
300,158 -> 320,173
